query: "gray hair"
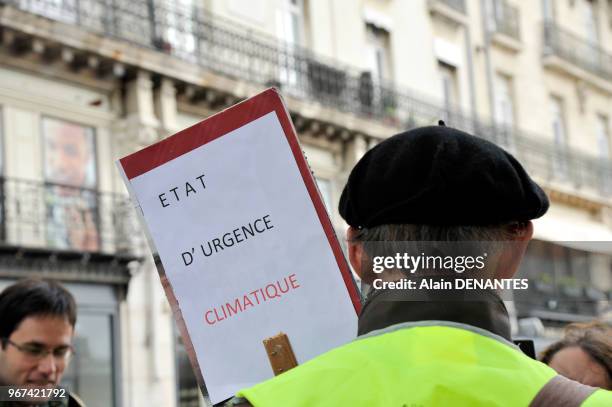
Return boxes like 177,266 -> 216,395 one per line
349,223 -> 520,277
350,223 -> 517,243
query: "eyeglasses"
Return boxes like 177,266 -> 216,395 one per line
2,338 -> 74,361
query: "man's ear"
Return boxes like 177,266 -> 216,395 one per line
510,221 -> 533,241
496,221 -> 533,279
347,227 -> 366,282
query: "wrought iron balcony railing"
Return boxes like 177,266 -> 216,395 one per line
543,22 -> 612,82
489,0 -> 520,40
2,0 -> 612,198
0,177 -> 142,256
479,123 -> 612,196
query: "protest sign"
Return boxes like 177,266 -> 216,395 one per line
118,89 -> 360,404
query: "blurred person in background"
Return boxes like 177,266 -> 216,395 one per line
0,279 -> 85,406
541,321 -> 612,390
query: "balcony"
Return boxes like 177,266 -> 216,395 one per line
1,1 -> 612,203
428,0 -> 468,26
0,177 -> 141,283
456,122 -> 612,201
543,22 -> 612,90
488,0 -> 521,52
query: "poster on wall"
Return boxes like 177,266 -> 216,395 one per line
43,117 -> 100,251
118,88 -> 360,404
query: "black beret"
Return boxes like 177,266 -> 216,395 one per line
338,125 -> 549,228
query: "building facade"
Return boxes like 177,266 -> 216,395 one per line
0,0 -> 610,406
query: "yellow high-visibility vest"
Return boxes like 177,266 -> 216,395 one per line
237,322 -> 612,406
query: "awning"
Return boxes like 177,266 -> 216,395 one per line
533,214 -> 612,255
434,37 -> 462,67
363,7 -> 392,32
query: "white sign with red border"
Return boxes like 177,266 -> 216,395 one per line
118,89 -> 360,404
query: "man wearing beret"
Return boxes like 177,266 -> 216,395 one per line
231,125 -> 612,406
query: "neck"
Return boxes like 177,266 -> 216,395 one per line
358,287 -> 512,340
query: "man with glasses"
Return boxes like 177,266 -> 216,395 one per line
0,279 -> 84,406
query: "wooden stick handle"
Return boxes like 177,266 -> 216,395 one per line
263,332 -> 298,376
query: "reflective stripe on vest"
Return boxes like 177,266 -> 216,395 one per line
238,322 -> 562,406
530,375 -> 598,407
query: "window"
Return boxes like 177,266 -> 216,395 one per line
361,23 -> 393,116
581,0 -> 600,69
42,117 -> 99,251
53,283 -> 119,407
438,62 -> 459,123
160,0 -> 197,60
62,313 -> 116,407
485,0 -> 500,32
494,73 -> 516,148
596,114 -> 611,194
277,0 -> 307,88
495,74 -> 515,127
597,114 -> 610,160
584,0 -> 599,45
285,0 -> 305,46
365,24 -> 392,82
542,0 -> 555,21
550,96 -> 568,179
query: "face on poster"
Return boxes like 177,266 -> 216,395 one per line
43,117 -> 97,188
119,91 -> 359,404
43,117 -> 99,251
